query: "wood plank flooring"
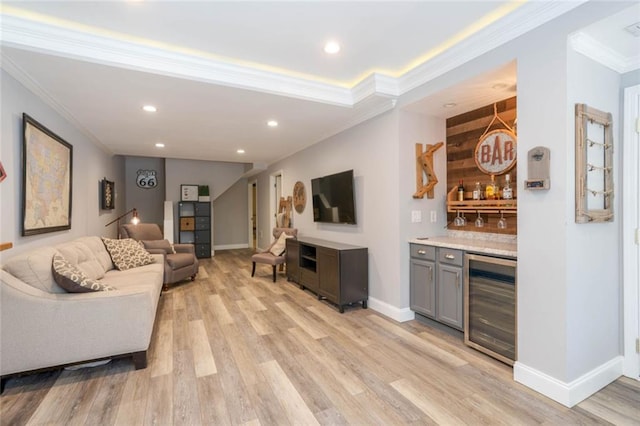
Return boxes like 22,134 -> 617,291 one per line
1,249 -> 639,425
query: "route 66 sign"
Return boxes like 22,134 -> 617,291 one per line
136,169 -> 157,188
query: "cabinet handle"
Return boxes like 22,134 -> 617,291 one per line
445,254 -> 455,260
456,272 -> 460,287
418,250 -> 426,255
428,266 -> 433,281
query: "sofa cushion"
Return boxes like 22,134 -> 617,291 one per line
2,246 -> 65,293
102,238 -> 155,271
269,232 -> 293,256
166,253 -> 195,269
55,240 -> 105,280
142,239 -> 175,255
52,254 -> 116,293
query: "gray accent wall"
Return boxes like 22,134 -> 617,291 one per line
0,69 -> 125,260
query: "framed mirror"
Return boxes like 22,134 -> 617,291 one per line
575,104 -> 613,223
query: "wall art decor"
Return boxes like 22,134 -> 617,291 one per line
575,103 -> 613,223
181,184 -> 199,201
101,178 -> 115,210
0,161 -> 6,183
293,181 -> 306,213
136,169 -> 157,188
22,113 -> 72,236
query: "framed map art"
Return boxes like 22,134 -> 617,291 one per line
22,114 -> 73,236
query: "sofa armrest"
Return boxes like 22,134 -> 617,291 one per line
1,269 -> 161,376
173,244 -> 195,254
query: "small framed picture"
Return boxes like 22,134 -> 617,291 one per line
0,161 -> 6,183
181,184 -> 199,201
101,178 -> 115,210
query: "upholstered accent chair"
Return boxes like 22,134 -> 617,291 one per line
120,223 -> 198,288
251,228 -> 297,282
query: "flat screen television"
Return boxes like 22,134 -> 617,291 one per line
311,169 -> 357,224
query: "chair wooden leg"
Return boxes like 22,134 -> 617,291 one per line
272,265 -> 276,282
251,262 -> 256,277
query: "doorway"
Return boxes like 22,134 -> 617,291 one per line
270,171 -> 283,233
248,180 -> 257,250
623,84 -> 640,378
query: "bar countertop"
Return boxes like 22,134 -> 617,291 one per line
409,231 -> 517,258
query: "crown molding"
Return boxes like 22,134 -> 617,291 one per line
1,52 -> 110,153
0,14 -> 355,107
570,31 -> 640,74
398,1 -> 588,95
1,2 -> 586,113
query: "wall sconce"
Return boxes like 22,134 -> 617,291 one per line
105,208 -> 140,238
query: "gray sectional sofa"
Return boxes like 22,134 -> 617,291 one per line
0,236 -> 164,388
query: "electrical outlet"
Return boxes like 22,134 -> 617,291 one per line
430,211 -> 437,223
411,210 -> 422,223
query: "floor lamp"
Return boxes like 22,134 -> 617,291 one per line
105,208 -> 140,238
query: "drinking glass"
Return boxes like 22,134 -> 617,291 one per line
475,211 -> 484,228
454,211 -> 465,227
497,211 -> 507,229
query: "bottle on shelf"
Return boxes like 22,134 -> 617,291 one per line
503,173 -> 513,200
458,179 -> 465,201
473,182 -> 482,200
485,175 -> 496,200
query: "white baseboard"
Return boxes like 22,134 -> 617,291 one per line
514,356 -> 623,407
214,243 -> 249,250
367,297 -> 415,322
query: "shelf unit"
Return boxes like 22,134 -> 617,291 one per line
178,201 -> 211,258
446,186 -> 517,214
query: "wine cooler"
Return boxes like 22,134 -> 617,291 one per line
464,253 -> 517,365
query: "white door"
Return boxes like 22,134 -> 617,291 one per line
623,84 -> 640,378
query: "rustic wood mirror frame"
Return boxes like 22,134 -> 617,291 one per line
575,103 -> 613,223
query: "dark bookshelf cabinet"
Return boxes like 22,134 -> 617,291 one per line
179,201 -> 211,258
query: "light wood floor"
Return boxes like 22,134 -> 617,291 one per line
1,249 -> 639,425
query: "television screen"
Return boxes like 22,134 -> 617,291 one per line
311,170 -> 356,224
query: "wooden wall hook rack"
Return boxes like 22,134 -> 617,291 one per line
413,141 -> 444,199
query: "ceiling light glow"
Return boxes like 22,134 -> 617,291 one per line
237,149 -> 245,154
155,143 -> 165,148
443,103 -> 457,108
267,120 -> 278,128
324,41 -> 341,54
142,105 -> 157,112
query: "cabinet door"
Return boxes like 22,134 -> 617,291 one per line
286,239 -> 299,282
437,264 -> 463,330
410,258 -> 436,318
317,247 -> 339,302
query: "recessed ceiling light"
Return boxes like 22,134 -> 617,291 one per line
142,105 -> 157,112
267,120 -> 278,128
443,103 -> 457,108
237,149 -> 245,154
492,83 -> 508,90
155,143 -> 165,148
324,41 -> 341,54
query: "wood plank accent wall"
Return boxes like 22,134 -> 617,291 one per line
446,96 -> 517,235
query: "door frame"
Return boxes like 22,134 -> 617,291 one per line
269,170 -> 283,234
247,179 -> 257,250
622,84 -> 640,379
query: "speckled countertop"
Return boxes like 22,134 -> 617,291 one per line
409,231 -> 517,258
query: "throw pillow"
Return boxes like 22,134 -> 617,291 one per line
102,237 -> 155,271
52,253 -> 116,293
142,239 -> 175,255
269,232 -> 293,256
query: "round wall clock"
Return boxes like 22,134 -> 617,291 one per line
293,181 -> 306,213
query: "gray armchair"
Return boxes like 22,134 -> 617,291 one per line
251,228 -> 297,282
120,223 -> 198,289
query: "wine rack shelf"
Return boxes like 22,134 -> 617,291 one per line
446,186 -> 517,214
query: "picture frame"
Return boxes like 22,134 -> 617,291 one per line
101,178 -> 115,210
0,161 -> 6,183
22,113 -> 73,236
181,184 -> 199,201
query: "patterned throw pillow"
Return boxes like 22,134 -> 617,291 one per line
102,237 -> 155,271
52,253 -> 116,293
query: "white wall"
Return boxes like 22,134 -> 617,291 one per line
566,50 -> 621,381
0,69 -> 125,261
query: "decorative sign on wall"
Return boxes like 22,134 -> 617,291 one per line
101,178 -> 115,210
136,169 -> 157,188
474,129 -> 517,175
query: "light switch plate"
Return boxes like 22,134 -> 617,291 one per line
411,210 -> 422,223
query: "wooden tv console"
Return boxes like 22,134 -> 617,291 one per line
286,237 -> 368,313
